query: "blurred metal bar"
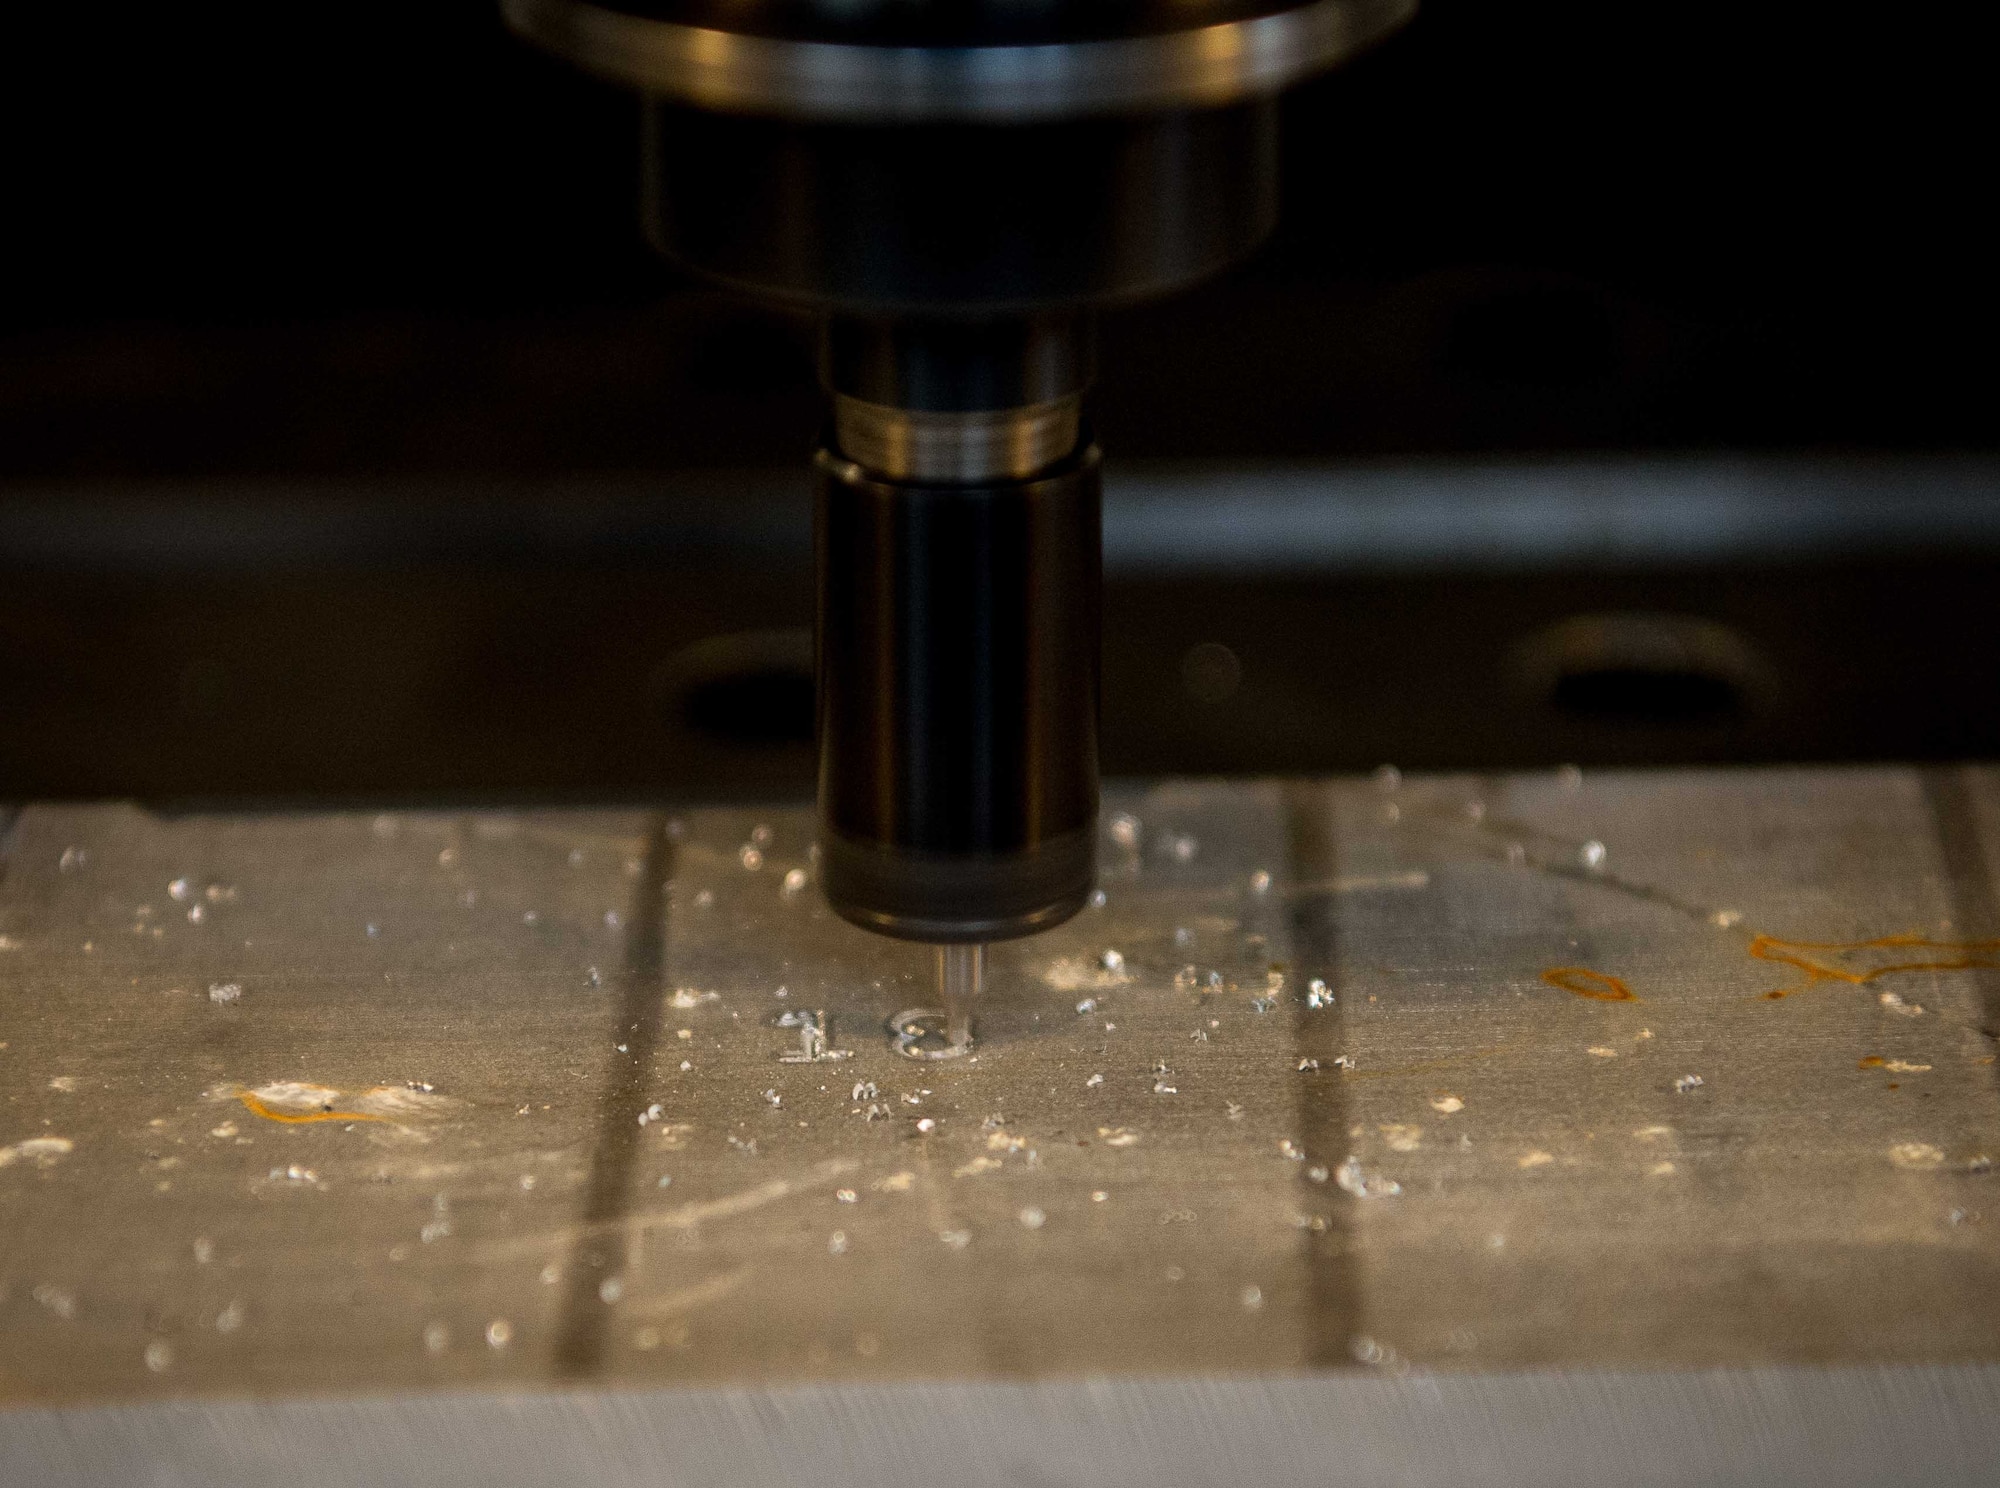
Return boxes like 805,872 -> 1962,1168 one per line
9,1366 -> 2000,1488
4,456 -> 2000,574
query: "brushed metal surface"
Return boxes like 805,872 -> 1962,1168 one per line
3,767 -> 1999,1477
831,396 -> 1082,484
10,1367 -> 2000,1488
502,0 -> 1414,121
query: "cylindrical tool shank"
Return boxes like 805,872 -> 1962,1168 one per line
815,447 -> 1100,942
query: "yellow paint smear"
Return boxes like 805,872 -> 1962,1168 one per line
1751,933 -> 2000,1000
236,1090 -> 385,1125
1542,966 -> 1638,1002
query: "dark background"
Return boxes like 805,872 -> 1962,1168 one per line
6,2 -> 1993,472
1,2 -> 1995,798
